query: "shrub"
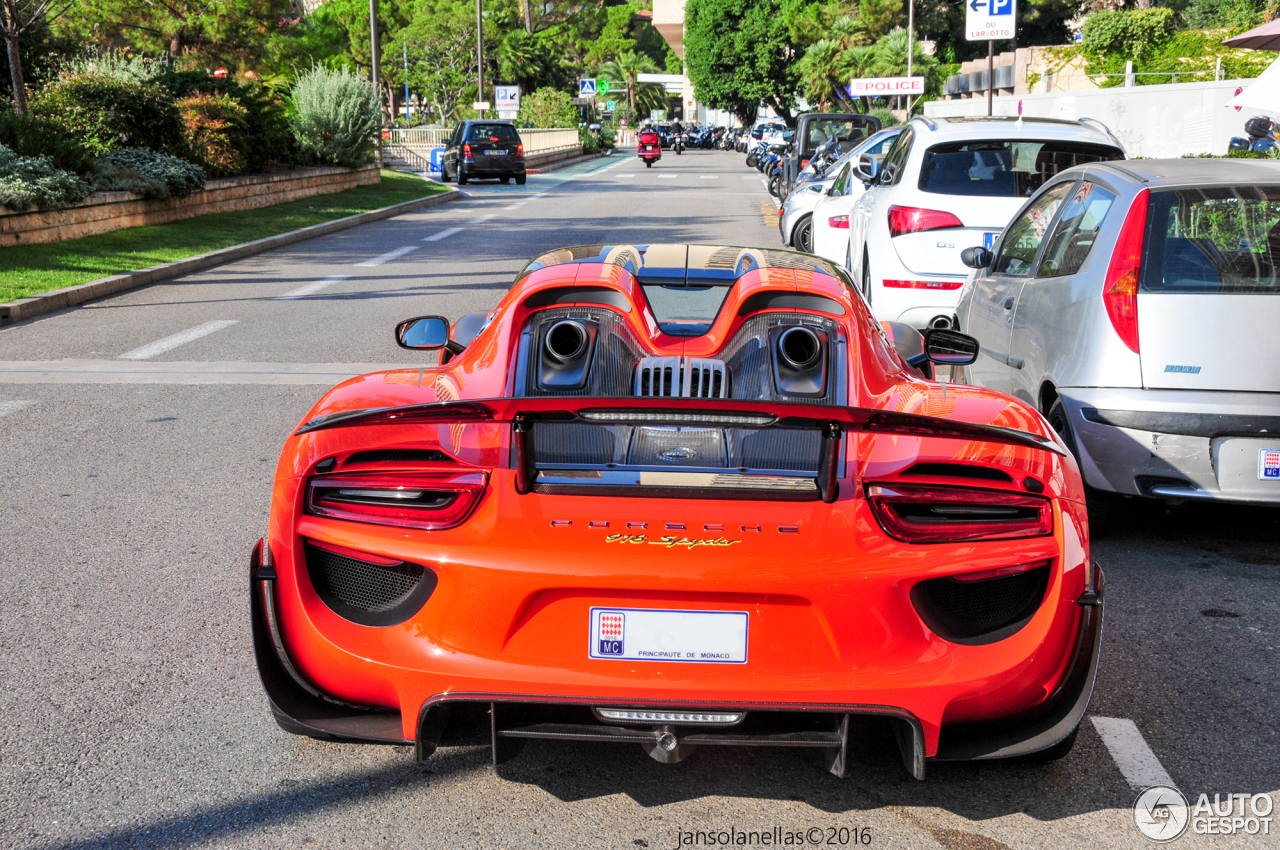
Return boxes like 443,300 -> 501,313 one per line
0,145 -> 94,211
517,88 -> 577,128
61,49 -> 164,82
1081,8 -> 1176,62
33,73 -> 184,156
0,108 -> 94,173
288,65 -> 381,169
871,108 -> 899,127
93,148 -> 206,200
154,69 -> 292,171
178,93 -> 249,176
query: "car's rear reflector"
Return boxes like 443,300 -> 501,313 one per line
888,205 -> 964,238
865,482 -> 1053,543
829,215 -> 850,229
882,279 -> 964,290
307,471 -> 487,530
595,708 -> 745,725
579,409 -> 776,427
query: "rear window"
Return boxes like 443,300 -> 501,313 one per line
641,285 -> 731,336
918,141 -> 1121,197
468,123 -> 519,141
805,119 -> 871,153
1143,187 -> 1280,294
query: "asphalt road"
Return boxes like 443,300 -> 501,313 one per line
0,150 -> 1276,850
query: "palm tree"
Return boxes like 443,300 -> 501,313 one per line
599,50 -> 660,112
797,40 -> 846,112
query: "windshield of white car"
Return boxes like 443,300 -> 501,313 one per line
918,140 -> 1122,197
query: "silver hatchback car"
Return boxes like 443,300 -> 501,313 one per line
956,158 -> 1280,505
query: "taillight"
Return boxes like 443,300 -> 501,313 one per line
801,158 -> 810,168
829,215 -> 849,229
888,205 -> 964,238
865,483 -> 1053,543
1103,188 -> 1147,353
882,279 -> 963,290
516,142 -> 524,158
463,143 -> 472,158
306,471 -> 487,530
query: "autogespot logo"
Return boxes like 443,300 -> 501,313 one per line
1134,786 -> 1190,842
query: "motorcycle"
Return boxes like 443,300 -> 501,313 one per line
673,132 -> 684,155
1229,116 -> 1279,153
637,128 -> 662,168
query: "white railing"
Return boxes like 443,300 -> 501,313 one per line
384,127 -> 580,155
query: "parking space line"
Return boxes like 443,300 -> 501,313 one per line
1091,717 -> 1178,791
0,399 -> 35,418
529,193 -> 547,199
275,275 -> 349,300
118,320 -> 239,361
503,203 -> 526,210
700,175 -> 719,179
472,213 -> 497,223
658,174 -> 677,179
424,226 -> 464,242
356,245 -> 419,267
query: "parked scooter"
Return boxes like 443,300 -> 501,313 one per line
1229,116 -> 1279,152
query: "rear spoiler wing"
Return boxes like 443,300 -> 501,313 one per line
296,399 -> 1065,501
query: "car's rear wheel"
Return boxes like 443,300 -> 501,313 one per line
515,173 -> 526,185
1047,396 -> 1129,534
457,167 -> 468,185
795,216 -> 813,253
441,164 -> 453,183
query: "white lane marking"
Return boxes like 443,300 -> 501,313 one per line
616,173 -> 636,179
472,213 -> 497,223
503,202 -> 526,210
118,320 -> 239,361
424,226 -> 464,242
529,193 -> 547,199
0,399 -> 35,418
356,245 -> 419,267
658,174 -> 677,179
275,275 -> 350,300
1091,717 -> 1178,791
0,360 -> 416,385
700,175 -> 719,179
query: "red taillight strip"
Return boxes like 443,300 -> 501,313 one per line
865,482 -> 1053,543
882,279 -> 963,290
306,471 -> 488,530
888,205 -> 964,238
1103,189 -> 1148,353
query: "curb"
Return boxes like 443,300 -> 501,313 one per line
0,186 -> 461,327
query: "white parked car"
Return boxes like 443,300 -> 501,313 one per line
845,116 -> 1125,329
806,130 -> 903,263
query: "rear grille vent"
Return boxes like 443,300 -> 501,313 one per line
634,357 -> 728,398
346,448 -> 451,464
910,562 -> 1050,645
305,541 -> 437,627
902,463 -> 1013,483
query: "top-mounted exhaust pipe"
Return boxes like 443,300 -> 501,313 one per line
778,326 -> 823,370
771,325 -> 827,397
539,319 -> 597,390
544,320 -> 589,363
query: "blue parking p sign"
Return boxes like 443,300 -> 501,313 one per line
991,0 -> 1013,14
430,148 -> 444,174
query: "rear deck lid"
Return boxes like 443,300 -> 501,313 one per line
1138,185 -> 1280,392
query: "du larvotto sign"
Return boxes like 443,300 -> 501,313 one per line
966,0 -> 1016,40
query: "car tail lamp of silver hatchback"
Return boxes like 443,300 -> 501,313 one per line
306,471 -> 487,530
1103,188 -> 1148,354
866,483 -> 1053,543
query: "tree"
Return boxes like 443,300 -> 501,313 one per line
1,0 -> 75,111
498,27 -> 567,93
598,50 -> 657,112
386,0 -> 476,124
684,0 -> 800,125
515,86 -> 574,127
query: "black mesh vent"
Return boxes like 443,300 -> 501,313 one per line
732,428 -> 821,472
305,541 -> 437,627
910,562 -> 1051,645
346,448 -> 451,464
533,422 -> 624,465
902,463 -> 1014,483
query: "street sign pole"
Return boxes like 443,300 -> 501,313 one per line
988,39 -> 993,116
476,0 -> 484,115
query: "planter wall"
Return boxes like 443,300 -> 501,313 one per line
0,164 -> 381,248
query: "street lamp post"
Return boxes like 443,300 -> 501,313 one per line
476,0 -> 484,113
369,0 -> 380,115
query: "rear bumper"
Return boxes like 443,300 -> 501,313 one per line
462,159 -> 525,175
252,527 -> 1104,776
1061,387 -> 1280,504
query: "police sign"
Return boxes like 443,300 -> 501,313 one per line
966,0 -> 1015,40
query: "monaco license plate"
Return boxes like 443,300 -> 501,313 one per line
1260,448 -> 1280,479
589,607 -> 748,663
483,149 -> 506,155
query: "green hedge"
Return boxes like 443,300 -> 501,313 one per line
93,148 -> 206,200
0,145 -> 94,211
33,73 -> 184,155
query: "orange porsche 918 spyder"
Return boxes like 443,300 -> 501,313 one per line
251,244 -> 1103,779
